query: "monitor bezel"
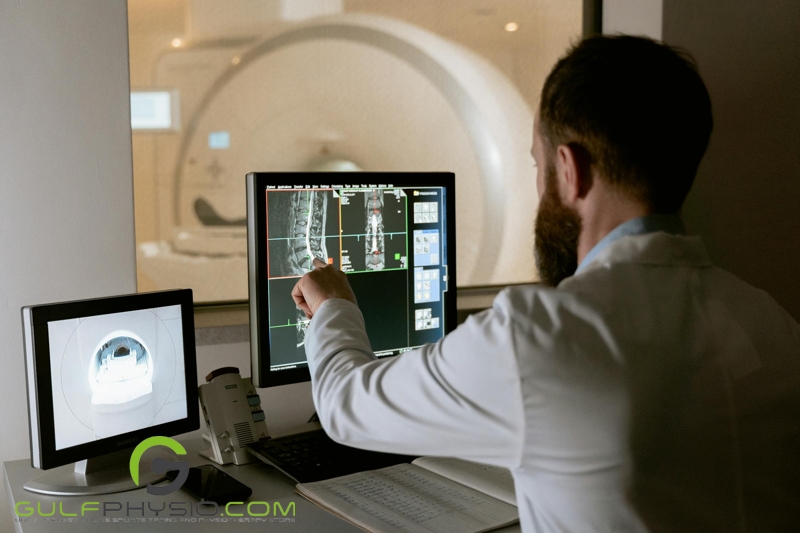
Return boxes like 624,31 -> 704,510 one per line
22,289 -> 199,470
247,172 -> 457,388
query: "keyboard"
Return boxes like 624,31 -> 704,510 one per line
248,429 -> 415,483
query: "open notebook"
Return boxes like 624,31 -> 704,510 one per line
296,457 -> 517,533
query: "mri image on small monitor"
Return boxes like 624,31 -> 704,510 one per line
47,306 -> 188,450
24,290 -> 198,474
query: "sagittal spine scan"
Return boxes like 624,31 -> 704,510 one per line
365,189 -> 385,270
289,191 -> 329,273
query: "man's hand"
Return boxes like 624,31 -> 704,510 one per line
292,258 -> 357,319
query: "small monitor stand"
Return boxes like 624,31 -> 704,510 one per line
23,446 -> 176,497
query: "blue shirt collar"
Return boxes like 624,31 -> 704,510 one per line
576,215 -> 686,273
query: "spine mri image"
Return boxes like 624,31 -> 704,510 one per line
365,189 -> 385,270
290,190 -> 329,273
268,190 -> 340,277
266,187 -> 408,364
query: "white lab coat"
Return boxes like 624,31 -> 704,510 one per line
305,232 -> 800,532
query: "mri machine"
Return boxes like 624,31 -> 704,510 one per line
137,14 -> 537,302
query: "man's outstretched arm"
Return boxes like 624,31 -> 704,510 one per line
303,291 -> 524,469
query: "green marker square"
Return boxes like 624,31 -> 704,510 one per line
395,253 -> 401,260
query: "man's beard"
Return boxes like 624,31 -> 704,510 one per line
534,166 -> 582,287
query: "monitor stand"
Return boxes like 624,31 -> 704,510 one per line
23,447 -> 167,496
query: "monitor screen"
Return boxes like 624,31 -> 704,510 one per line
23,289 -> 198,470
248,173 -> 456,387
47,306 -> 187,450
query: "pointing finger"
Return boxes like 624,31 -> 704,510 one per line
312,257 -> 327,269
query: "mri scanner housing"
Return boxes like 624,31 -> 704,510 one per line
137,14 -> 537,302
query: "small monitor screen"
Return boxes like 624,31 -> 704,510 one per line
47,305 -> 187,450
263,183 -> 451,372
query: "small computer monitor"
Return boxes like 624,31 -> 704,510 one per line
22,290 -> 199,476
247,172 -> 456,388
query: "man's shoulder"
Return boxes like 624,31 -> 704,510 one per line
702,266 -> 800,333
568,257 -> 798,339
493,284 -> 607,334
500,260 -> 797,337
496,284 -> 582,312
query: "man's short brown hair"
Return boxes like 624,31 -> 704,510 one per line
539,35 -> 713,214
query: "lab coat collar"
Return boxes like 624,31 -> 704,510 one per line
577,215 -> 687,273
577,231 -> 713,274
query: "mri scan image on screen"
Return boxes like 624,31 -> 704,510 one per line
47,306 -> 187,450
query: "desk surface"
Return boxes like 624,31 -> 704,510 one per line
5,438 -> 520,533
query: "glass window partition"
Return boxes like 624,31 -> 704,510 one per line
129,0 -> 585,302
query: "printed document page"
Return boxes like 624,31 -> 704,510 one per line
296,463 -> 518,533
412,457 -> 516,506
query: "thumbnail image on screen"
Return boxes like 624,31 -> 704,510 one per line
47,306 -> 187,450
265,185 -> 448,372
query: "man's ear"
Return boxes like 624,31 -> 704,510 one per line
555,142 -> 593,206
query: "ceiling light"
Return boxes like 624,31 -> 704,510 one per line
171,38 -> 183,48
504,22 -> 519,32
231,56 -> 241,65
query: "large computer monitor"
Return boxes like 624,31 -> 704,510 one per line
22,289 -> 199,494
247,172 -> 456,388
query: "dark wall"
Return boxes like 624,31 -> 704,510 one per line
663,0 -> 800,321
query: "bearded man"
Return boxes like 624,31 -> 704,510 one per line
292,35 -> 800,532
